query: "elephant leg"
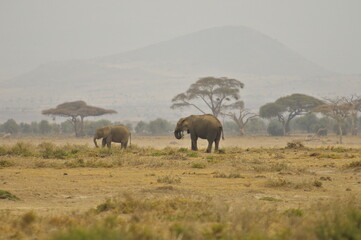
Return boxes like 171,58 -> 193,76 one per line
206,139 -> 213,153
191,136 -> 198,151
106,137 -> 112,148
122,141 -> 128,149
215,138 -> 220,152
101,138 -> 107,148
120,141 -> 127,149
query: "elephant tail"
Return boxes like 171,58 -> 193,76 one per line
129,133 -> 132,147
221,127 -> 225,140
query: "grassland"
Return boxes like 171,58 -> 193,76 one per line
0,135 -> 360,239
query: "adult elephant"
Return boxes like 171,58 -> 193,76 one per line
174,114 -> 224,153
93,125 -> 131,149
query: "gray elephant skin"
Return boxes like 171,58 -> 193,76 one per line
174,114 -> 224,153
93,125 -> 131,149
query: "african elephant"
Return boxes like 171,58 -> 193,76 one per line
174,114 -> 224,153
93,125 -> 131,149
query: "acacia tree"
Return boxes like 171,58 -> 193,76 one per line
222,101 -> 258,136
343,95 -> 361,135
42,101 -> 117,137
171,77 -> 244,117
259,94 -> 323,135
313,97 -> 352,144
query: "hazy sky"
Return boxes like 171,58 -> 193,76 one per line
1,0 -> 360,78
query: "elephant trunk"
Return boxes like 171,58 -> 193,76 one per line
93,136 -> 99,148
174,130 -> 183,140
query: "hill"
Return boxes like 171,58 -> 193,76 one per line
0,26 -> 359,122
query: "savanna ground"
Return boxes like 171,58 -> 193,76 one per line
0,134 -> 360,239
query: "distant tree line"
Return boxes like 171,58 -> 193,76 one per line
2,78 -> 360,142
0,118 -> 174,137
2,114 -> 360,138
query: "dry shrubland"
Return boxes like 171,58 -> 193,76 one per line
0,136 -> 361,239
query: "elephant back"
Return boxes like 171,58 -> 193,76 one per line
111,125 -> 131,138
197,114 -> 222,128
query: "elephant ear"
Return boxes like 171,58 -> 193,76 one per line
177,118 -> 185,126
103,126 -> 112,137
180,118 -> 191,130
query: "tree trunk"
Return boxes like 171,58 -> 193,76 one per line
71,117 -> 80,137
284,120 -> 291,135
351,112 -> 358,136
338,121 -> 343,144
239,127 -> 245,136
79,116 -> 85,137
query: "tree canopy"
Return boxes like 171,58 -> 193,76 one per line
171,77 -> 244,117
260,94 -> 323,135
42,100 -> 116,137
343,95 -> 361,135
312,97 -> 352,143
223,101 -> 258,135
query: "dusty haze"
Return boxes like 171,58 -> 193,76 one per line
0,1 -> 360,122
1,0 -> 361,78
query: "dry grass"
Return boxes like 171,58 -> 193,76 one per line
0,135 -> 361,239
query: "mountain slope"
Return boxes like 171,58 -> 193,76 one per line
98,26 -> 330,76
1,26 -> 357,122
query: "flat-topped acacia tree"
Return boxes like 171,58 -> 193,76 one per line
260,94 -> 324,136
171,77 -> 244,117
42,101 -> 117,137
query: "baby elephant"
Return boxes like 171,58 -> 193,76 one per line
93,125 -> 131,149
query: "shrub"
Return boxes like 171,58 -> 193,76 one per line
178,148 -> 188,153
10,142 -> 33,156
0,146 -> 8,156
96,199 -> 117,213
270,163 -> 289,172
1,119 -> 19,134
218,148 -> 226,154
267,120 -> 284,136
192,163 -> 206,169
0,190 -> 20,200
148,118 -> 173,135
157,175 -> 181,184
286,141 -> 304,149
187,152 -> 199,157
265,178 -> 292,188
0,160 -> 14,167
283,208 -> 304,217
345,160 -> 361,168
21,211 -> 37,227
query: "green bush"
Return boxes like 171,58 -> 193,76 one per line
0,190 -> 20,200
10,142 -> 33,156
267,120 -> 284,136
192,163 -> 206,169
0,146 -> 8,156
283,208 -> 304,217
